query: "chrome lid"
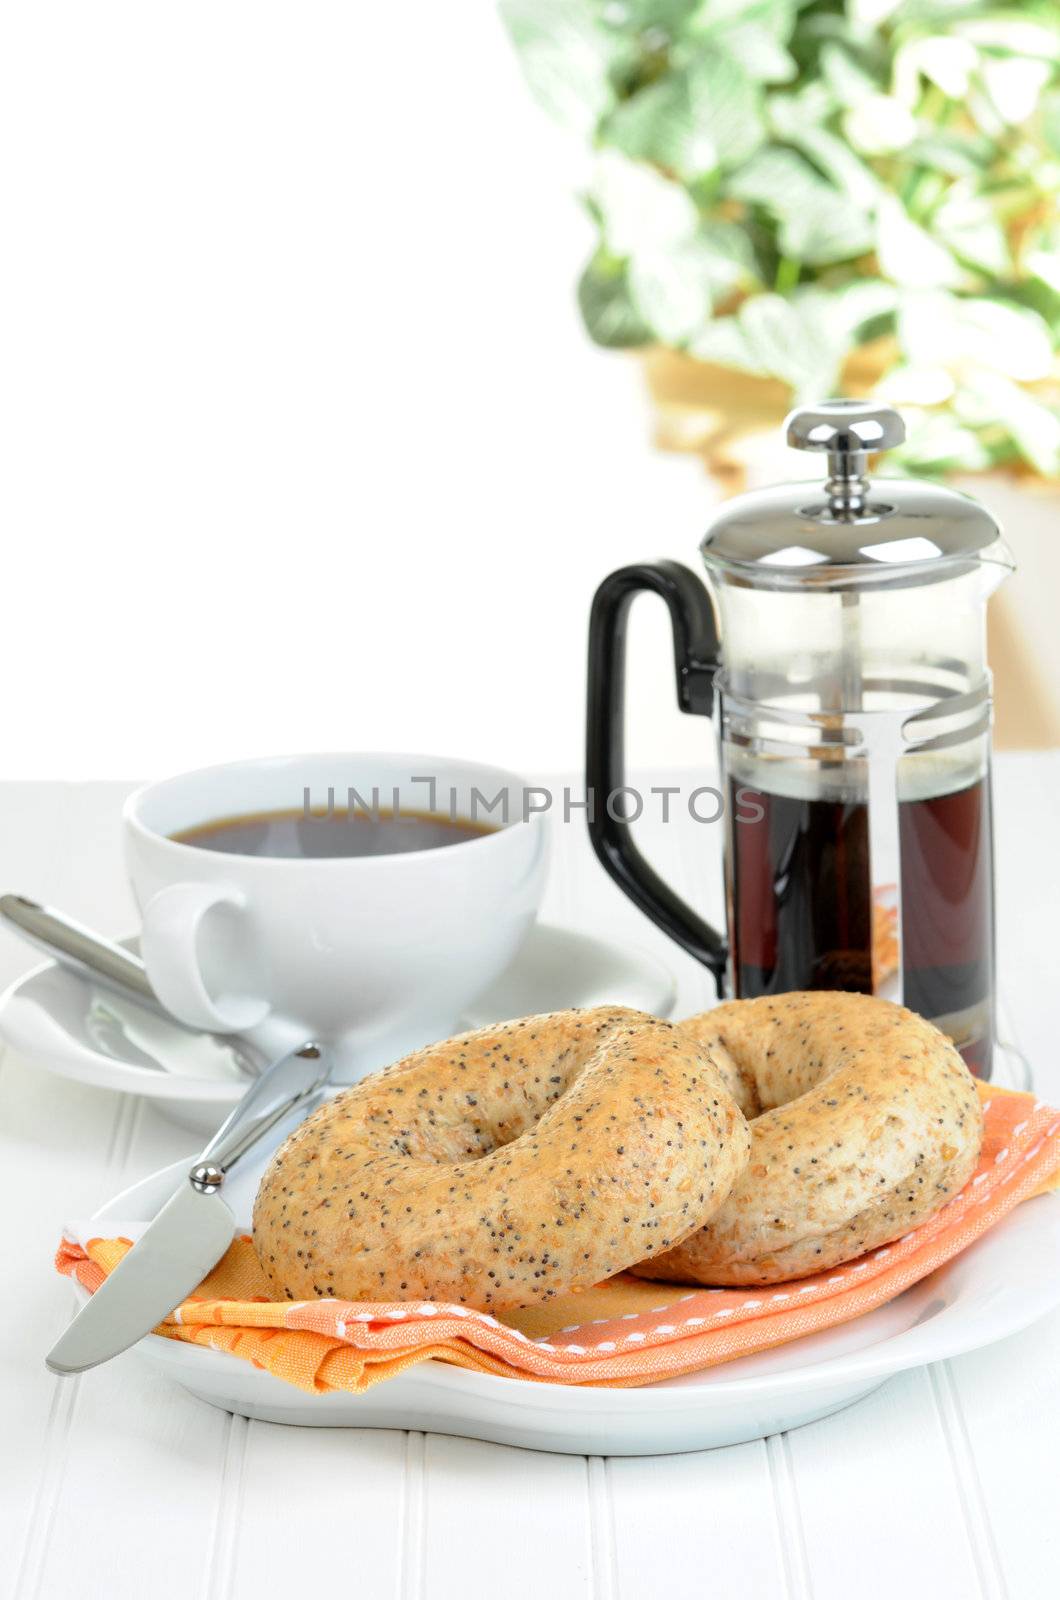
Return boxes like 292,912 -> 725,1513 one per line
700,400 -> 1011,591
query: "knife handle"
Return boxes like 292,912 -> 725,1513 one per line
190,1041 -> 332,1192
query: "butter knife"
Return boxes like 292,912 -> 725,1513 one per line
46,1039 -> 332,1375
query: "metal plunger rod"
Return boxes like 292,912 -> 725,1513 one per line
784,402 -> 908,711
825,448 -> 870,520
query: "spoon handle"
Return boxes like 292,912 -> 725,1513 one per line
0,893 -> 266,1080
1,893 -> 163,1011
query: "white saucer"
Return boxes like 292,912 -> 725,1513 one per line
0,923 -> 676,1134
71,1119 -> 1060,1455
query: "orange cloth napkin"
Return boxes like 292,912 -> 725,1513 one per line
56,1083 -> 1060,1394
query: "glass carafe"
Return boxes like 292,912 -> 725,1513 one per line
586,401 -> 1014,1077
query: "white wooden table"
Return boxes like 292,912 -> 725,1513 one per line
2,760 -> 1058,1600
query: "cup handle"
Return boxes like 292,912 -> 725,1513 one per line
140,882 -> 270,1034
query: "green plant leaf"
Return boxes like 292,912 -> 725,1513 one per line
616,0 -> 701,32
605,55 -> 764,180
605,77 -> 709,177
930,191 -> 1010,276
720,26 -> 797,85
693,220 -> 761,293
846,0 -> 904,30
782,202 -> 876,266
892,412 -> 994,475
689,287 -> 860,395
1027,245 -> 1060,298
767,81 -> 836,140
955,17 -> 1060,63
688,3 -> 799,86
1042,89 -> 1060,156
960,299 -> 1055,378
828,278 -> 900,334
894,289 -> 958,363
898,290 -> 1055,380
627,222 -> 761,342
979,56 -> 1054,125
628,245 -> 714,343
685,0 -> 795,33
893,36 -> 979,104
592,150 -> 699,256
577,255 -> 653,348
955,372 -> 1060,476
843,94 -> 918,156
686,312 -> 768,376
795,127 -> 881,208
499,0 -> 617,135
819,43 -> 879,109
729,148 -> 875,264
877,195 -> 964,289
875,362 -> 957,407
900,134 -> 991,180
1017,245 -> 1060,331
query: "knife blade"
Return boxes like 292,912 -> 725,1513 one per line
46,1181 -> 237,1374
46,1038 -> 332,1375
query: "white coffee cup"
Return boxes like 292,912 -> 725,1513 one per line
123,752 -> 548,1078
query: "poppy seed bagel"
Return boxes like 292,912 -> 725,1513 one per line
632,991 -> 983,1287
253,1006 -> 751,1311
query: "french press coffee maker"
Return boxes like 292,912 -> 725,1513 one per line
587,400 -> 1014,1078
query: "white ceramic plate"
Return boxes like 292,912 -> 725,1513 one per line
0,923 -> 676,1134
72,1121 -> 1060,1456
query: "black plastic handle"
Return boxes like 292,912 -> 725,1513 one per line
585,559 -> 728,993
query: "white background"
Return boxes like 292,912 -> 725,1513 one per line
1,1 -> 719,782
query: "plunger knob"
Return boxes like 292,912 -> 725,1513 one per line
785,400 -> 905,518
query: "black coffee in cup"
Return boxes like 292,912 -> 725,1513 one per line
171,808 -> 497,860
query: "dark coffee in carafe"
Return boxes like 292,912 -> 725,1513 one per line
728,775 -> 995,1076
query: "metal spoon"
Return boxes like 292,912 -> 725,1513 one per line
0,894 -> 264,1078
